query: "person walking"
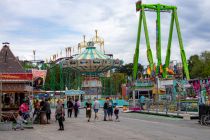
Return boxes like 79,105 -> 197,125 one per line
107,97 -> 113,121
19,100 -> 30,120
45,99 -> 51,124
55,100 -> 64,131
103,97 -> 109,121
67,98 -> 74,118
33,99 -> 40,117
40,98 -> 46,112
74,99 -> 80,118
40,98 -> 48,124
85,99 -> 92,122
140,95 -> 145,110
93,97 -> 100,120
114,105 -> 120,122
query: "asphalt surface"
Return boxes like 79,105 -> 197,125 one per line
0,109 -> 209,140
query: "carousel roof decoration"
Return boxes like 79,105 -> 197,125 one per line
78,35 -> 88,54
65,47 -> 72,57
75,41 -> 108,60
91,30 -> 105,53
62,31 -> 123,74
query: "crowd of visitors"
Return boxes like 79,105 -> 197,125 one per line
103,97 -> 119,122
14,96 -> 120,131
55,96 -> 120,130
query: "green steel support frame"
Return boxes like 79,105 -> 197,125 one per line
163,12 -> 175,78
142,8 -> 154,73
156,4 -> 162,75
133,3 -> 190,80
173,9 -> 190,80
133,11 -> 143,80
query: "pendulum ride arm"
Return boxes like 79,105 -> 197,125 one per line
163,12 -> 175,78
133,11 -> 143,80
142,8 -> 154,73
156,5 -> 162,75
173,9 -> 190,80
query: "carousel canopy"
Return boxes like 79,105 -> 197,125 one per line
62,41 -> 122,73
75,46 -> 108,60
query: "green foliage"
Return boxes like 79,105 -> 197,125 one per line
100,73 -> 126,96
21,61 -> 38,70
188,51 -> 210,78
115,63 -> 144,76
111,73 -> 126,95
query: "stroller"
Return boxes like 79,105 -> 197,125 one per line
13,111 -> 27,130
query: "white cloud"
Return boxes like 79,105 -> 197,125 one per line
0,0 -> 209,66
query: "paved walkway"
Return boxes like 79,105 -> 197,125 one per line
0,109 -> 209,140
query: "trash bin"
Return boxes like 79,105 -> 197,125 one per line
40,111 -> 47,124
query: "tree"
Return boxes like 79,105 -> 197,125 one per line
188,51 -> 210,79
111,73 -> 126,95
115,63 -> 144,77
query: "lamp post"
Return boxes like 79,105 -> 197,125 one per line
33,50 -> 36,61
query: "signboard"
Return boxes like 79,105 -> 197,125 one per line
0,73 -> 33,80
135,81 -> 154,88
32,69 -> 47,81
158,80 -> 173,89
82,77 -> 102,88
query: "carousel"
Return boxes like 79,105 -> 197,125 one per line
62,30 -> 123,99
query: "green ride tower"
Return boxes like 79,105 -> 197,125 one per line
133,1 -> 190,80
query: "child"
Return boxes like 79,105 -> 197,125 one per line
14,111 -> 26,130
114,105 -> 120,122
85,99 -> 92,122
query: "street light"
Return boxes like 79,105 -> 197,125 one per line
33,50 -> 36,61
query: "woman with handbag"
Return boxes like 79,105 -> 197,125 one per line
55,100 -> 64,130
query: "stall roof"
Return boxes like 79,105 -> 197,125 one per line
65,90 -> 85,95
0,44 -> 25,73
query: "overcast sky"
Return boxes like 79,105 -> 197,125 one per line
0,0 -> 209,66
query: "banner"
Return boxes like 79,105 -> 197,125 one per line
0,73 -> 33,80
32,69 -> 47,81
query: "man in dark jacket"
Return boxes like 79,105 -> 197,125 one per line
103,97 -> 109,121
40,98 -> 46,111
45,99 -> 51,123
67,98 -> 74,118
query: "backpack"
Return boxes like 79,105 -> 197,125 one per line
74,102 -> 80,109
